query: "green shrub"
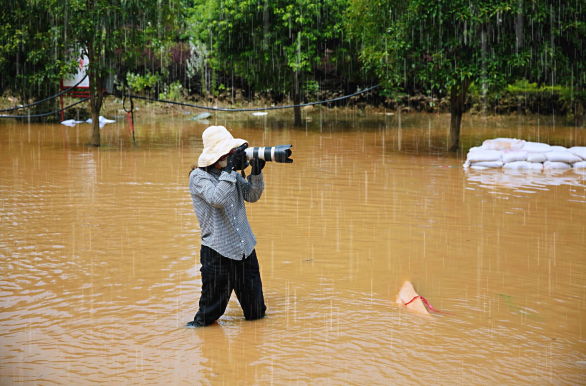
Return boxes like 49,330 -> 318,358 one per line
126,71 -> 161,93
159,81 -> 183,101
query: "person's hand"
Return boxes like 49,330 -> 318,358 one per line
223,152 -> 236,173
223,145 -> 247,173
232,146 -> 248,171
250,158 -> 266,175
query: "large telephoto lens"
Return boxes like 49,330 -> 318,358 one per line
245,145 -> 293,163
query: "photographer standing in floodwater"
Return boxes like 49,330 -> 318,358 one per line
186,125 -> 267,327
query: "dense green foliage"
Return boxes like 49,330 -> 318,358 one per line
0,1 -> 584,144
186,0 -> 358,124
347,0 -> 585,149
58,0 -> 181,145
0,2 -> 79,107
1,0 -> 181,145
522,0 -> 586,126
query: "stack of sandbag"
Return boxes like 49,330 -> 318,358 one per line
463,138 -> 586,172
570,147 -> 586,170
501,140 -> 549,172
464,148 -> 504,169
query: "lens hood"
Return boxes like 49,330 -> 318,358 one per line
244,145 -> 293,163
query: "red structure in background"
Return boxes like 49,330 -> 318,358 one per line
59,81 -> 90,121
60,56 -> 90,121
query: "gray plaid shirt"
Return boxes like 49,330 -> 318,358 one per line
189,167 -> 264,260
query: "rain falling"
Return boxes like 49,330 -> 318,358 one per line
1,1 -> 585,385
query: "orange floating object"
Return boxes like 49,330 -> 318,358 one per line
396,281 -> 430,316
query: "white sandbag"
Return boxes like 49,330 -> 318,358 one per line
569,147 -> 586,160
550,145 -> 568,152
61,119 -> 84,127
543,161 -> 571,171
468,146 -> 482,152
522,142 -> 551,153
466,150 -> 502,163
526,153 -> 547,163
503,161 -> 543,171
469,161 -> 504,168
482,138 -> 525,151
86,116 -> 116,129
490,138 -> 523,144
502,150 -> 528,163
491,137 -> 518,141
573,161 -> 586,169
545,151 -> 582,164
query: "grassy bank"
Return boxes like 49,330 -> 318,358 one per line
1,80 -> 584,128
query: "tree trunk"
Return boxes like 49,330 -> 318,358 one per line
292,68 -> 302,126
575,99 -> 584,128
89,99 -> 101,147
481,27 -> 487,114
293,96 -> 302,126
88,45 -> 104,147
448,78 -> 472,152
516,0 -> 524,50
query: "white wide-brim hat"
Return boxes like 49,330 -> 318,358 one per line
198,125 -> 248,167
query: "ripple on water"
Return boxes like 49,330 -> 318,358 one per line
1,119 -> 586,384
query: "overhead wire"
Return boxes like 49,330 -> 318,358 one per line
0,75 -> 89,113
125,84 -> 380,112
0,98 -> 90,119
0,83 -> 380,119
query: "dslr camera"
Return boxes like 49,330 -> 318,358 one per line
245,145 -> 293,163
232,143 -> 293,164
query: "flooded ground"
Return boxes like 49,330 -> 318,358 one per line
1,110 -> 586,385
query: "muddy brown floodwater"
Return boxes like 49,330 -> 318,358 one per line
1,111 -> 586,385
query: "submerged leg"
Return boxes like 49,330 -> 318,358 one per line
191,246 -> 234,327
233,249 -> 266,321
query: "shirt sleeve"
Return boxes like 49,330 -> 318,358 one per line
239,172 -> 264,203
190,170 -> 238,208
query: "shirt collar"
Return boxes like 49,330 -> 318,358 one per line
208,166 -> 221,176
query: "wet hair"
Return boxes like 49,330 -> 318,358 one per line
188,164 -> 197,177
189,163 -> 216,177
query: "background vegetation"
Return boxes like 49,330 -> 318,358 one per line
1,0 -> 584,147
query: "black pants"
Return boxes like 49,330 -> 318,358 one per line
193,246 -> 266,326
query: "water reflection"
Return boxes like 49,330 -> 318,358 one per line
465,168 -> 586,200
